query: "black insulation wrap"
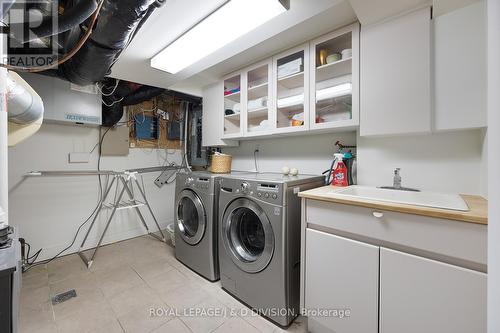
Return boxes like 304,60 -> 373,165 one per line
60,0 -> 159,85
18,0 -> 98,43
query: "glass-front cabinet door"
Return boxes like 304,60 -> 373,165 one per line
223,74 -> 243,138
273,44 -> 310,133
309,23 -> 359,130
245,61 -> 274,136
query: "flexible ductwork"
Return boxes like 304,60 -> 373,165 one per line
6,71 -> 44,124
6,71 -> 44,146
59,0 -> 163,85
11,0 -> 98,43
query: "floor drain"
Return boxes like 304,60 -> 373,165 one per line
51,289 -> 77,305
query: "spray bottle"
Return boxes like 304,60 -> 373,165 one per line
331,153 -> 348,187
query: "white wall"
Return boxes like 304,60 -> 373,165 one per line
357,129 -> 486,194
8,123 -> 182,261
223,132 -> 357,175
224,129 -> 486,195
488,0 -> 500,331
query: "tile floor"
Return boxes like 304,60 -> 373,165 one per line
19,235 -> 307,333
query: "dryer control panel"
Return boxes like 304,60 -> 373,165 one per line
181,175 -> 212,192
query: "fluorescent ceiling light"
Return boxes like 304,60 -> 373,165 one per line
151,0 -> 289,74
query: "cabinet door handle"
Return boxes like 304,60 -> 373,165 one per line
372,211 -> 384,218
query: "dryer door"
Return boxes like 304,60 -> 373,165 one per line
176,189 -> 206,245
222,198 -> 275,273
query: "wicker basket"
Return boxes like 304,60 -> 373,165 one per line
211,153 -> 232,173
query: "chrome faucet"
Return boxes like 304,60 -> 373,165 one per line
379,168 -> 420,192
393,168 -> 402,189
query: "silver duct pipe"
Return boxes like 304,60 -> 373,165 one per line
0,68 -> 7,222
7,71 -> 44,124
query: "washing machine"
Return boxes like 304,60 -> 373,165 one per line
218,173 -> 325,326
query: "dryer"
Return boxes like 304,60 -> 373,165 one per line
218,173 -> 324,326
174,171 -> 221,281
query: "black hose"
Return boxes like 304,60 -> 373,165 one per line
15,0 -> 98,43
326,158 -> 336,185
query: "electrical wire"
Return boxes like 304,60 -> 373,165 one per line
96,79 -> 120,96
102,96 -> 124,107
23,126 -> 112,272
23,200 -> 102,272
98,127 -> 111,200
0,0 -> 105,72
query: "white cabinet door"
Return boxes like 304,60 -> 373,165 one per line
273,44 -> 310,134
309,23 -> 360,132
202,82 -> 238,147
434,1 -> 487,131
360,7 -> 431,136
380,247 -> 486,333
244,60 -> 275,137
305,229 -> 379,333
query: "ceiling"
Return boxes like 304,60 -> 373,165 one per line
110,0 -> 356,96
110,0 -> 477,97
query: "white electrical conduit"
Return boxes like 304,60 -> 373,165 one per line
183,101 -> 192,172
6,71 -> 44,124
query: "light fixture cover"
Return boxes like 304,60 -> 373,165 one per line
151,0 -> 288,74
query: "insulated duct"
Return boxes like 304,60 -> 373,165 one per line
59,0 -> 163,85
11,0 -> 98,43
6,71 -> 44,146
6,71 -> 44,124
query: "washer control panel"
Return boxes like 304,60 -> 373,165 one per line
230,181 -> 282,204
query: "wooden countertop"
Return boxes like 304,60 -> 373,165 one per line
298,186 -> 488,225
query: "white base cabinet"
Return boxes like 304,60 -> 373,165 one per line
302,200 -> 487,333
380,247 -> 487,333
305,229 -> 379,333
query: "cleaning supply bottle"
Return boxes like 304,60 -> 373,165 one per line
331,153 -> 348,187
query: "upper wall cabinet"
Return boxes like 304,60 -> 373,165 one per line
360,7 -> 432,137
201,23 -> 360,145
223,73 -> 245,139
273,44 -> 310,134
245,60 -> 274,137
434,1 -> 487,131
309,23 -> 359,131
202,82 -> 238,147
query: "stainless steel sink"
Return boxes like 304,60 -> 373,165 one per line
327,186 -> 470,211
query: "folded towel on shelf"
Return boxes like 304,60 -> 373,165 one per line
248,97 -> 268,111
278,58 -> 303,78
233,103 -> 241,113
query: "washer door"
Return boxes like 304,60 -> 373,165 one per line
176,189 -> 206,245
222,198 -> 275,273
